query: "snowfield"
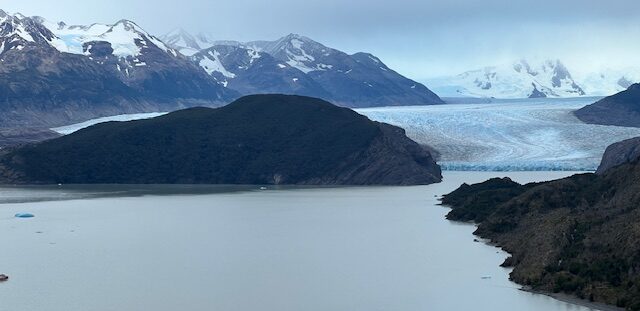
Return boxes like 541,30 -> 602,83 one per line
358,97 -> 640,171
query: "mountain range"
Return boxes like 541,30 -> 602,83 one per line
0,10 -> 443,130
427,59 -> 640,99
161,30 -> 444,107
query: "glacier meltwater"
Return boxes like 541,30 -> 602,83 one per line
357,97 -> 640,171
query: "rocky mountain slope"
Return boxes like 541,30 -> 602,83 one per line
191,44 -> 331,99
596,136 -> 640,174
575,83 -> 640,127
0,10 -> 235,127
441,137 -> 640,310
167,32 -> 445,107
0,95 -> 442,185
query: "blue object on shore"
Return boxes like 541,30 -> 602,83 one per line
15,213 -> 35,218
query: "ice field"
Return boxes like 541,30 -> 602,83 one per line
358,97 -> 640,171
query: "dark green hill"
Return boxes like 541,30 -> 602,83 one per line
0,95 -> 441,185
442,139 -> 640,310
575,84 -> 640,127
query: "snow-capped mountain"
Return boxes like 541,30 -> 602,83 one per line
0,10 -> 234,127
169,32 -> 444,107
427,59 -> 585,98
247,34 -> 443,107
0,10 -> 61,53
247,34 -> 339,74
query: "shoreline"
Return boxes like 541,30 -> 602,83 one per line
441,194 -> 626,311
477,228 -> 626,311
520,288 -> 624,311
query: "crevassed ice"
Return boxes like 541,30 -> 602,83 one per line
357,98 -> 640,171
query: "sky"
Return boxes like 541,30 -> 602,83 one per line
3,0 -> 640,81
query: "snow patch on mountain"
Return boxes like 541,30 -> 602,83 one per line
199,49 -> 235,78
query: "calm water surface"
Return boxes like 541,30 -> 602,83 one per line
0,172 -> 600,311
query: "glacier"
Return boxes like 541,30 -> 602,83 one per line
51,112 -> 167,135
357,97 -> 640,171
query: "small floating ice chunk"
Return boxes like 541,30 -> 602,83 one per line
15,213 -> 35,218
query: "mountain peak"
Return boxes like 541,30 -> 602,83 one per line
112,19 -> 145,33
161,28 -> 215,56
283,33 -> 306,40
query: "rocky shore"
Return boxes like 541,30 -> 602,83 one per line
441,137 -> 640,310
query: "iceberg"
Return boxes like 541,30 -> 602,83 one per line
14,213 -> 35,218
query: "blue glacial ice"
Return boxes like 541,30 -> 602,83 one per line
357,97 -> 640,171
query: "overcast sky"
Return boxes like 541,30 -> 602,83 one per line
4,0 -> 640,80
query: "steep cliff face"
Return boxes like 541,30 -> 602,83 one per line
596,137 -> 640,174
0,95 -> 441,185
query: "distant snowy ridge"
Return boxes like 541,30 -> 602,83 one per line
427,59 -> 585,99
428,59 -> 640,99
575,68 -> 640,96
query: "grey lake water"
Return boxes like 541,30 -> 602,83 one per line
0,171 -> 603,311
